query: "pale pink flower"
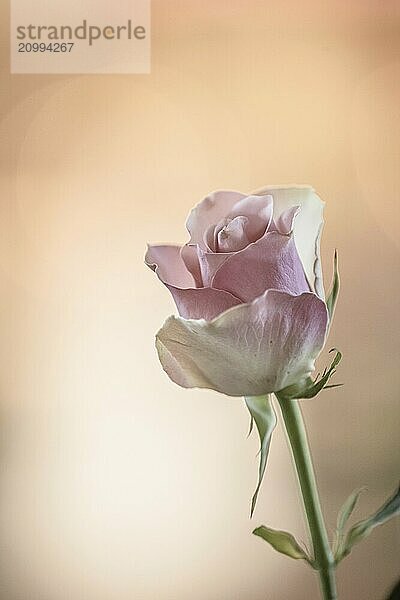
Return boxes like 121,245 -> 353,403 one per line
146,186 -> 328,397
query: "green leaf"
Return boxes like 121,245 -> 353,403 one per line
245,395 -> 277,517
336,487 -> 366,535
278,349 -> 342,400
326,249 -> 340,321
253,526 -> 313,565
337,483 -> 400,563
333,487 -> 366,557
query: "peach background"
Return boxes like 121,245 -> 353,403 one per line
0,1 -> 399,599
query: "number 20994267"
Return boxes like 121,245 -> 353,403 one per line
18,42 -> 74,52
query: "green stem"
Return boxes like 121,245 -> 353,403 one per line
276,394 -> 337,600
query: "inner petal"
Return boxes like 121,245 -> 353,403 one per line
204,218 -> 230,252
228,194 -> 273,242
217,216 -> 251,252
275,205 -> 300,234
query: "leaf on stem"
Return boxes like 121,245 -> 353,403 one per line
245,395 -> 277,517
326,249 -> 340,321
333,487 -> 366,557
336,483 -> 400,563
253,526 -> 313,565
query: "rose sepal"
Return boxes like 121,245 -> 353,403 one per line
326,250 -> 340,321
277,348 -> 342,401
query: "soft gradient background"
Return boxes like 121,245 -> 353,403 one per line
0,1 -> 399,599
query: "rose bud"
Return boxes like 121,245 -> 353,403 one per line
145,186 -> 329,397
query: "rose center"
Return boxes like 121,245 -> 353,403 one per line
205,215 -> 252,253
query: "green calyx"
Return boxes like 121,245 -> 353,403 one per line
278,349 -> 342,401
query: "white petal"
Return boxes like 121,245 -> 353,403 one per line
156,289 -> 328,397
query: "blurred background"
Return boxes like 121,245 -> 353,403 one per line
0,1 -> 399,598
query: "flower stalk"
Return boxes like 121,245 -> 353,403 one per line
276,393 -> 337,600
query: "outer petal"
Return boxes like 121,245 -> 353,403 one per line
252,185 -> 325,297
156,290 -> 329,397
145,245 -> 241,320
186,190 -> 246,248
212,232 -> 310,302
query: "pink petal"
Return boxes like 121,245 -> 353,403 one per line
145,245 -> 194,288
156,290 -> 328,397
216,216 -> 252,252
228,194 -> 273,242
165,287 -> 242,320
186,190 -> 246,248
204,219 -> 229,252
145,245 -> 241,320
252,186 -> 325,297
212,232 -> 310,302
275,205 -> 300,234
197,246 -> 232,287
180,244 -> 203,287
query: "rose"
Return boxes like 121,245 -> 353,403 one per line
145,186 -> 329,397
